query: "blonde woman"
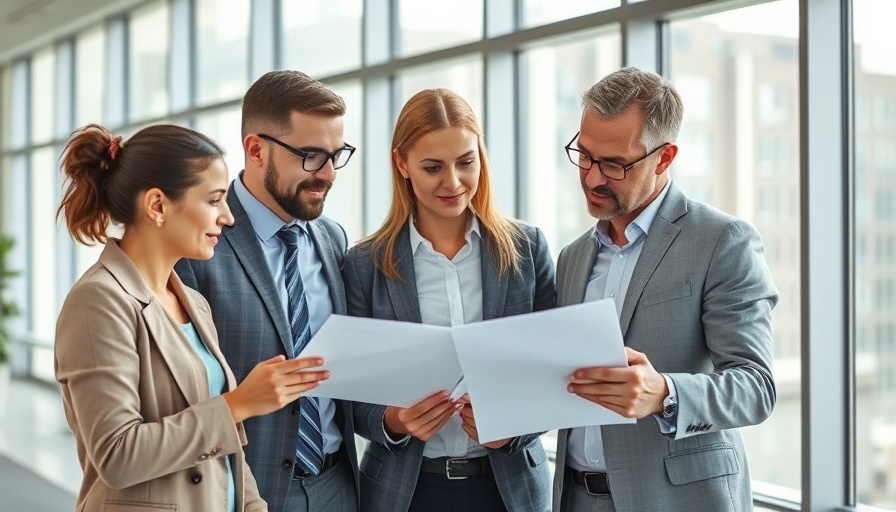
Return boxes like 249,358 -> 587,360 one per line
343,89 -> 555,512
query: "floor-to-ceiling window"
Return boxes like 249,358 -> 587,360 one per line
669,1 -> 803,500
0,0 -> 888,509
854,0 -> 896,507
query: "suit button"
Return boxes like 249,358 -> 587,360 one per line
282,460 -> 293,470
190,472 -> 202,484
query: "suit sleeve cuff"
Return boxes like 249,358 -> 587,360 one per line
381,412 -> 411,446
653,374 -> 678,433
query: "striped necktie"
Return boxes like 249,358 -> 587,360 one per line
276,224 -> 324,475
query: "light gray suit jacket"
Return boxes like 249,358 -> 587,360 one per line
56,241 -> 266,512
175,184 -> 359,511
552,183 -> 778,511
342,221 -> 556,512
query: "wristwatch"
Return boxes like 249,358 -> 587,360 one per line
662,393 -> 678,419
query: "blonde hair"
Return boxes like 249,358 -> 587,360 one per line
364,88 -> 522,280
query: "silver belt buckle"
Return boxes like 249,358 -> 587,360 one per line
583,471 -> 610,495
445,457 -> 470,480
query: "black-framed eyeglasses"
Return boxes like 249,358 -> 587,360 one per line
564,132 -> 669,181
258,133 -> 356,172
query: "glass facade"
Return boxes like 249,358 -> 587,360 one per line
195,0 -> 250,106
855,0 -> 896,508
669,1 -> 803,495
0,0 -> 888,509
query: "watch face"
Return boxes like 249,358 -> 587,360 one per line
663,397 -> 677,417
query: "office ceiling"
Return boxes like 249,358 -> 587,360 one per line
0,0 -> 141,64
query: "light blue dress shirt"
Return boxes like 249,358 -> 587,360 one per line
181,322 -> 235,512
233,178 -> 342,456
408,216 -> 488,459
566,181 -> 678,473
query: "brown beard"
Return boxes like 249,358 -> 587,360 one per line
264,159 -> 332,221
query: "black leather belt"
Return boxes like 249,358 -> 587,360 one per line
568,467 -> 611,495
293,450 -> 341,480
420,456 -> 492,480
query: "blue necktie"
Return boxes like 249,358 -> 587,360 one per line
277,225 -> 324,475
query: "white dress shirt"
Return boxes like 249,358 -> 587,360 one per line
409,216 -> 489,459
566,181 -> 677,472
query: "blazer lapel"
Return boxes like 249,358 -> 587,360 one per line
559,233 -> 597,307
308,220 -> 346,315
170,273 -> 236,393
618,183 -> 686,335
223,189 -> 294,357
385,224 -> 422,323
480,230 -> 508,321
99,242 -> 205,404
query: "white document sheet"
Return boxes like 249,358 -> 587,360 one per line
301,300 -> 633,441
451,300 -> 634,443
299,315 -> 463,408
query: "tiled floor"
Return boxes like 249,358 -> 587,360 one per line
0,375 -> 81,497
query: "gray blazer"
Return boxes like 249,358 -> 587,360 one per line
342,220 -> 556,512
551,182 -> 778,511
56,241 -> 266,512
175,185 -> 360,511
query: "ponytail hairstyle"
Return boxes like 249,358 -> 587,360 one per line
57,123 -> 224,245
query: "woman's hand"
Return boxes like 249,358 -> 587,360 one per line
224,355 -> 329,423
457,395 -> 510,449
383,391 -> 461,442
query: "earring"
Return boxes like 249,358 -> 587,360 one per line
155,214 -> 164,227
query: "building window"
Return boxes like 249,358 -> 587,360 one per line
397,0 -> 482,57
128,0 -> 169,121
758,83 -> 790,126
195,0 -> 250,105
281,0 -> 362,78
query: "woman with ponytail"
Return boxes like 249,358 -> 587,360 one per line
55,124 -> 328,511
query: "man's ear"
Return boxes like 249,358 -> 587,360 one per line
655,144 -> 678,176
245,134 -> 266,168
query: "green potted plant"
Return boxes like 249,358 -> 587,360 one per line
0,234 -> 20,365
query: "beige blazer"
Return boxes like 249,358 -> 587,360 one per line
55,240 -> 266,512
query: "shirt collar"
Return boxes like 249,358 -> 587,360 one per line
592,179 -> 672,247
233,172 -> 310,242
408,213 -> 482,254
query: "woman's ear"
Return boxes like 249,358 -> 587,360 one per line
393,149 -> 410,179
142,187 -> 167,227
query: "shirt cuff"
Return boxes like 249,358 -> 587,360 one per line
382,413 -> 411,446
653,374 -> 678,433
